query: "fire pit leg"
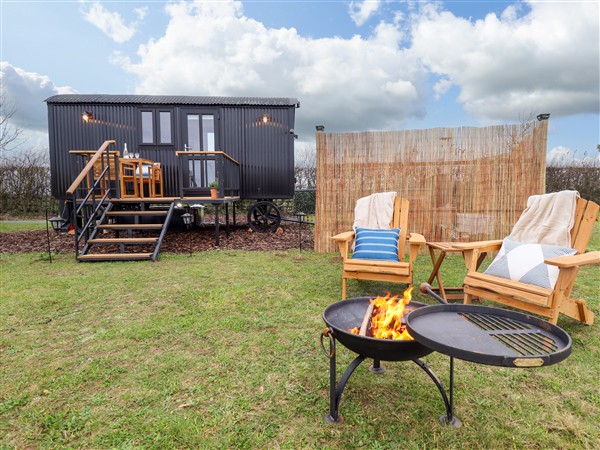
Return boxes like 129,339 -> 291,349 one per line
412,358 -> 462,428
440,356 -> 462,428
325,354 -> 366,424
369,359 -> 385,374
324,348 -> 366,424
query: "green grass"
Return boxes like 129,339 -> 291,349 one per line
0,219 -> 48,232
1,228 -> 599,449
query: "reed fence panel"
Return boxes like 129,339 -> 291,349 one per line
315,119 -> 548,253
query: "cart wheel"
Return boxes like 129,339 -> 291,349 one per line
247,201 -> 281,233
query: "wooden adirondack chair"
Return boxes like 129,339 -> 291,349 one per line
456,196 -> 599,325
331,196 -> 426,300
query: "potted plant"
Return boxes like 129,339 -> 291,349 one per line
209,178 -> 219,198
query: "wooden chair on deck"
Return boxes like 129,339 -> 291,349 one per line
455,194 -> 599,325
136,162 -> 163,198
151,163 -> 164,197
331,195 -> 426,299
119,160 -> 139,198
89,151 -> 120,196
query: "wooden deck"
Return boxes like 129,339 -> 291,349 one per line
74,195 -> 242,255
122,196 -> 241,247
66,144 -> 244,260
104,195 -> 241,204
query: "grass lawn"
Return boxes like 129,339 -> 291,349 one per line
0,220 -> 47,232
1,226 -> 598,449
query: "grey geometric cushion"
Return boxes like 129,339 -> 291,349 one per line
484,238 -> 577,289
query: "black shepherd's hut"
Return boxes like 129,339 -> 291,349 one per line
46,94 -> 300,201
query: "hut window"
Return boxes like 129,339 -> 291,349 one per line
202,115 -> 215,150
159,111 -> 172,144
141,111 -> 154,143
141,109 -> 173,144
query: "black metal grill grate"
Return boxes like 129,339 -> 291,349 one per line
460,312 -> 559,356
491,332 -> 558,356
459,312 -> 529,331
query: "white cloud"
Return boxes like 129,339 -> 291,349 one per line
547,145 -> 600,166
1,62 -> 77,133
117,0 -> 427,141
547,145 -> 574,165
81,1 -> 138,43
349,0 -> 382,26
135,7 -> 149,21
410,0 -> 600,121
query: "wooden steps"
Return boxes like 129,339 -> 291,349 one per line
76,201 -> 176,262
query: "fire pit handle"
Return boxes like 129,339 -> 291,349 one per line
420,282 -> 448,304
320,328 -> 335,359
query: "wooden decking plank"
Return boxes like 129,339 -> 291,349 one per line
106,211 -> 168,216
78,253 -> 154,261
88,238 -> 158,244
97,224 -> 163,230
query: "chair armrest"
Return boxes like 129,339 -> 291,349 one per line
407,233 -> 426,263
331,231 -> 355,260
453,240 -> 502,272
545,251 -> 600,268
331,231 -> 355,242
408,233 -> 426,245
452,240 -> 503,252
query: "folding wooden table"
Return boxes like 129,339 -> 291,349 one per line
426,242 -> 485,302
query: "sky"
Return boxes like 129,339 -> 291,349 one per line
1,0 -> 599,163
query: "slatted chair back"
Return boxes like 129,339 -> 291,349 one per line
570,197 -> 600,253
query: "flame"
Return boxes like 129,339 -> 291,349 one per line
370,288 -> 414,340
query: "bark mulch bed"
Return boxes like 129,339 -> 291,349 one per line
0,222 -> 314,255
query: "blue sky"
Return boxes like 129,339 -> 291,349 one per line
1,0 -> 599,162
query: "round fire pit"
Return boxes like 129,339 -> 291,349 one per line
322,296 -> 433,361
321,296 -> 456,426
321,286 -> 573,427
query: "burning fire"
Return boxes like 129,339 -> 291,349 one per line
350,288 -> 414,340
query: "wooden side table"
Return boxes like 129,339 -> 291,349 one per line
426,242 -> 473,302
426,241 -> 488,302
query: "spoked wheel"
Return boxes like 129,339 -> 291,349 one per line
247,201 -> 281,233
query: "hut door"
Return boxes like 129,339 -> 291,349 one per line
181,110 -> 217,188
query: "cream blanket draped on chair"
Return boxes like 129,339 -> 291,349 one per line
353,191 -> 397,230
508,190 -> 579,246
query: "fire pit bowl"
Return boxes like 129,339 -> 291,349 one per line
322,297 -> 433,361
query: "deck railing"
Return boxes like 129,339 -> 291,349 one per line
175,151 -> 240,198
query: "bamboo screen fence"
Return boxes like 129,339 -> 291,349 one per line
314,117 -> 549,253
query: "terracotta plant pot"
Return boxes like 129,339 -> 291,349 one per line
210,188 -> 218,198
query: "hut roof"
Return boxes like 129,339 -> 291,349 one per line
45,94 -> 300,108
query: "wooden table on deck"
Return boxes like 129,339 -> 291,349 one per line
120,158 -> 157,198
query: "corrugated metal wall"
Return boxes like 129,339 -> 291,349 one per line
48,100 -> 297,200
48,103 -> 138,198
221,107 -> 295,199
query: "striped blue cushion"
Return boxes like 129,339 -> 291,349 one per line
352,227 -> 400,261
